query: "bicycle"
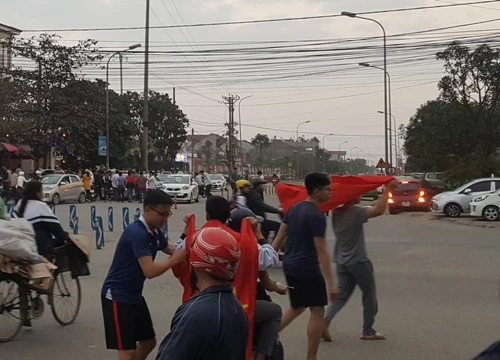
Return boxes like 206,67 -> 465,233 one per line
0,246 -> 82,342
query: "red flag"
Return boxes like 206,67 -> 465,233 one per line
277,175 -> 394,213
171,217 -> 259,360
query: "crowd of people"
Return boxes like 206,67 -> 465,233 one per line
97,171 -> 398,360
2,165 -> 400,360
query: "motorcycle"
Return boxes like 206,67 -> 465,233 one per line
198,183 -> 212,198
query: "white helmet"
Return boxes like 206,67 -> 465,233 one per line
35,170 -> 41,175
19,171 -> 25,176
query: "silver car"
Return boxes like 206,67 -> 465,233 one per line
41,174 -> 86,205
206,174 -> 227,192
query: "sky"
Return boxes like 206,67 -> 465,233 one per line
3,0 -> 500,165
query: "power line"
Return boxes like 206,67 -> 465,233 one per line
22,1 -> 500,32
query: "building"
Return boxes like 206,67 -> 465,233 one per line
326,150 -> 347,161
0,23 -> 22,70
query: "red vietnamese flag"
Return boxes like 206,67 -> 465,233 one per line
171,216 -> 259,360
277,175 -> 395,213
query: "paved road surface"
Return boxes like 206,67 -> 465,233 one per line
2,194 -> 500,360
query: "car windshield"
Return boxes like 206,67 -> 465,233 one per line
164,175 -> 190,184
156,174 -> 169,181
207,174 -> 223,180
41,175 -> 62,184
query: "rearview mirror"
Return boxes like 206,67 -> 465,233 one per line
60,181 -> 68,186
464,188 -> 472,194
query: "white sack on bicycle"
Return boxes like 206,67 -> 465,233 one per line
0,218 -> 40,261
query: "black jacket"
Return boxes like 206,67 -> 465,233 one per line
245,189 -> 280,218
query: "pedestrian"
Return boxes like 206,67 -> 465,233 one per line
272,172 -> 338,360
125,171 -> 136,203
147,171 -> 158,192
117,172 -> 126,202
95,170 -> 104,201
322,179 -> 398,342
82,170 -> 92,202
230,167 -> 239,192
155,227 -> 248,360
16,171 -> 28,200
257,170 -> 264,181
10,169 -> 18,203
1,165 -> 10,199
101,189 -> 187,360
111,171 -> 119,201
136,171 -> 147,203
103,171 -> 112,201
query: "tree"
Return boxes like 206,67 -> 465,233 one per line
404,42 -> 500,178
200,140 -> 214,169
7,34 -> 102,163
251,133 -> 270,168
436,42 -> 500,158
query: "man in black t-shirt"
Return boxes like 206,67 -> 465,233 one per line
273,173 -> 338,360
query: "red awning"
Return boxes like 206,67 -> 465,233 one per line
0,142 -> 20,153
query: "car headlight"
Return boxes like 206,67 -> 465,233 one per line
474,195 -> 489,202
182,186 -> 189,190
44,186 -> 54,190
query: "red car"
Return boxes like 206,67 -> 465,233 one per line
388,179 -> 436,214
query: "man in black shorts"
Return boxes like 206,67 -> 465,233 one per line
273,172 -> 338,360
101,189 -> 187,360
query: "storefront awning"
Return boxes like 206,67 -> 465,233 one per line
0,142 -> 20,154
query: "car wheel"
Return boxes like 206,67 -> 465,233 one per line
482,205 -> 500,221
444,203 -> 462,218
78,192 -> 86,203
52,193 -> 60,205
389,208 -> 397,215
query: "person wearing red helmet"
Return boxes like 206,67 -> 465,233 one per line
156,227 -> 248,360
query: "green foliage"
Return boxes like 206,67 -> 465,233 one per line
251,133 -> 270,168
0,34 -> 189,171
404,41 -> 500,183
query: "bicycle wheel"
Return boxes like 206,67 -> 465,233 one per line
49,271 -> 81,326
0,277 -> 23,342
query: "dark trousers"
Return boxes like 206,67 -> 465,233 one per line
137,189 -> 146,202
118,186 -> 125,202
324,261 -> 378,336
254,300 -> 282,357
95,184 -> 103,200
113,187 -> 118,201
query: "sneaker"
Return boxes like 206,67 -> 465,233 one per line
360,331 -> 385,340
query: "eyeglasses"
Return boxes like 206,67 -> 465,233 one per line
151,208 -> 173,218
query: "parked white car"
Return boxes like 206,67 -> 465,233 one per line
206,174 -> 227,192
470,189 -> 500,221
160,174 -> 199,203
431,177 -> 500,217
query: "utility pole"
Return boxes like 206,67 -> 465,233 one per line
142,0 -> 150,171
191,128 -> 194,173
173,87 -> 176,105
222,94 -> 240,173
119,53 -> 123,95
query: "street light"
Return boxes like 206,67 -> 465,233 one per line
322,133 -> 334,173
238,95 -> 253,169
338,141 -> 348,160
342,11 -> 388,169
349,146 -> 358,160
362,62 -> 393,164
378,111 -> 399,170
105,43 -> 141,169
295,120 -> 311,177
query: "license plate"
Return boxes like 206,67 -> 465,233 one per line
402,202 -> 411,207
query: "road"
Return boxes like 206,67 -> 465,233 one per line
2,193 -> 500,360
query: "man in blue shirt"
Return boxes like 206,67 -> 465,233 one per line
156,227 -> 248,360
273,172 -> 338,360
101,189 -> 187,360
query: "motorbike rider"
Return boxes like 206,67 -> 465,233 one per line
228,205 -> 286,360
195,170 -> 212,197
246,178 -> 283,238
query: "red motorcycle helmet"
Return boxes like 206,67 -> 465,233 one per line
189,227 -> 241,280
